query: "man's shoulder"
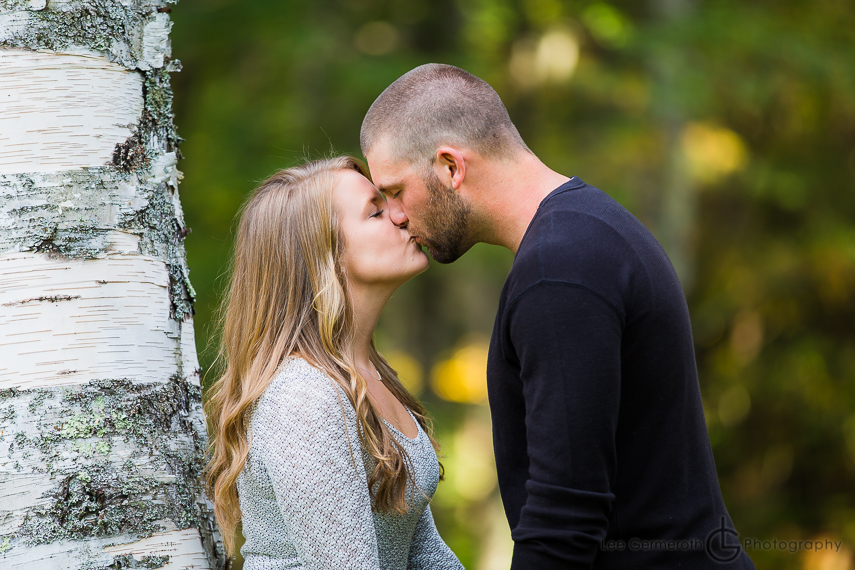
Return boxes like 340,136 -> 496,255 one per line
506,181 -> 664,308
532,181 -> 651,248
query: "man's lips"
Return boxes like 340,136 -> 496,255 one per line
406,231 -> 428,247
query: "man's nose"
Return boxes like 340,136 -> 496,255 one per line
388,199 -> 408,228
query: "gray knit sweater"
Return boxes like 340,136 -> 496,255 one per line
237,356 -> 464,569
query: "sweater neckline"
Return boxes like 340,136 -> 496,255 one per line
515,176 -> 585,259
382,408 -> 422,443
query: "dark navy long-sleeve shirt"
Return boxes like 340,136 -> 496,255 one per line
486,177 -> 755,569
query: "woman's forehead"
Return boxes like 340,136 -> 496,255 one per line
335,169 -> 382,205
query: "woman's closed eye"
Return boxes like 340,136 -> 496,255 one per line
370,209 -> 385,219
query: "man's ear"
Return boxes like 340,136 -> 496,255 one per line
434,147 -> 466,190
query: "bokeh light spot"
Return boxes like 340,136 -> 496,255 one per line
509,26 -> 578,89
384,349 -> 424,395
431,341 -> 490,404
718,384 -> 751,427
354,21 -> 400,56
451,414 -> 496,501
681,122 -> 748,183
802,536 -> 853,570
582,2 -> 631,48
730,310 -> 764,365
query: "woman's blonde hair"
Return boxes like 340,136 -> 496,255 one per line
203,156 -> 442,556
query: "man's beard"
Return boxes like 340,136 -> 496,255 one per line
417,169 -> 474,264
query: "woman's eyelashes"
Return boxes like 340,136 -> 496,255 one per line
370,209 -> 385,219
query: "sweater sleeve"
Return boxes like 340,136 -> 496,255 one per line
406,503 -> 465,570
506,281 -> 621,569
250,362 -> 381,569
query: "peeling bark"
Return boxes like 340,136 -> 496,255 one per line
0,1 -> 226,568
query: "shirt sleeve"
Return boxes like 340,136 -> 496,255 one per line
407,503 -> 465,570
506,281 -> 621,569
251,363 -> 381,569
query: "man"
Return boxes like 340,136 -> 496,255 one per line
360,63 -> 754,569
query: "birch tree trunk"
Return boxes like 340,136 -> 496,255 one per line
0,1 -> 226,568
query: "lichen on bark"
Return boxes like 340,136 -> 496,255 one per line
2,376 -> 210,545
0,0 -> 176,71
141,64 -> 183,157
117,179 -> 196,319
98,554 -> 171,569
113,131 -> 149,173
1,169 -> 195,316
113,64 -> 183,174
0,0 -> 226,566
1,168 -> 133,258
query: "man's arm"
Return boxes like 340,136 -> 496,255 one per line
506,280 -> 623,569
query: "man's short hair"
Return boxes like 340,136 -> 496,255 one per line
360,63 -> 530,166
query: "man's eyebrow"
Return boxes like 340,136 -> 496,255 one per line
376,181 -> 403,195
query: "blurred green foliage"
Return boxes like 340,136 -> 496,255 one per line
170,0 -> 855,568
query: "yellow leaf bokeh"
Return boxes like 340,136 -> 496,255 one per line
681,122 -> 748,183
431,341 -> 490,404
384,350 -> 424,395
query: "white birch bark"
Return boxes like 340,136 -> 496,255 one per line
0,1 -> 226,568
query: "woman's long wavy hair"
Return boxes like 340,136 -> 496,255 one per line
204,156 -> 442,556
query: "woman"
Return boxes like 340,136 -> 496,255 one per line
204,157 -> 464,569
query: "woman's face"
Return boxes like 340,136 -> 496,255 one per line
334,169 -> 429,289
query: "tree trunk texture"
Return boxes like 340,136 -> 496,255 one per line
0,1 -> 226,569
649,0 -> 697,293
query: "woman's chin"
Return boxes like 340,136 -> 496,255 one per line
397,255 -> 430,283
414,250 -> 430,273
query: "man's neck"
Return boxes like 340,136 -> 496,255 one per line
469,153 -> 570,253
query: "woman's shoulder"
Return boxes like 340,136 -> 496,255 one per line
246,356 -> 366,482
254,355 -> 351,423
272,354 -> 331,385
